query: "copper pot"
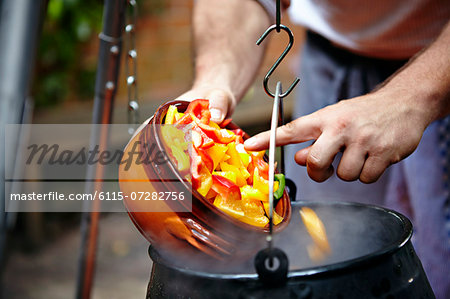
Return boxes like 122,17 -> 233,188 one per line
119,100 -> 291,262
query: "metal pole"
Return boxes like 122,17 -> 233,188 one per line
75,1 -> 126,298
0,1 -> 47,297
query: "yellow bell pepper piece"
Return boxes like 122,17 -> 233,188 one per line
240,166 -> 251,180
161,125 -> 190,172
165,105 -> 178,125
240,185 -> 267,202
212,171 -> 237,184
219,162 -> 247,187
253,167 -> 278,194
226,142 -> 243,167
250,150 -> 265,159
240,215 -> 269,227
213,194 -> 244,218
170,145 -> 190,172
221,154 -> 231,164
241,198 -> 269,227
242,198 -> 266,216
196,167 -> 212,197
253,167 -> 268,194
161,124 -> 186,146
263,202 -> 283,225
236,144 -> 251,167
226,143 -> 251,179
208,121 -> 221,130
299,207 -> 331,254
205,189 -> 217,200
239,153 -> 251,168
206,143 -> 228,170
215,194 -> 269,227
226,129 -> 235,136
174,112 -> 184,122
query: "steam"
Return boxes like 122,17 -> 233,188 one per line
152,202 -> 404,275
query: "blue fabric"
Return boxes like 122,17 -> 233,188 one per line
286,31 -> 450,298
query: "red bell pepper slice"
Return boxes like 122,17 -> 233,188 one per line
192,146 -> 213,173
191,152 -> 202,188
185,99 -> 211,124
194,120 -> 235,144
191,146 -> 201,173
231,128 -> 244,137
191,146 -> 214,195
219,118 -> 232,128
211,175 -> 241,201
192,123 -> 214,149
175,113 -> 193,126
252,156 -> 269,180
191,163 -> 212,197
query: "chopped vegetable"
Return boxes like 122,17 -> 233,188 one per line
165,105 -> 178,125
206,143 -> 228,169
185,99 -> 211,124
161,124 -> 189,173
213,195 -> 244,219
194,119 -> 235,144
211,174 -> 241,201
253,168 -> 278,194
240,185 -> 266,202
163,99 -> 286,227
273,174 -> 285,200
300,207 -> 331,262
213,171 -> 237,184
262,203 -> 284,226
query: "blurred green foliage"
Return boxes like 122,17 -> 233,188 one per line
33,0 -> 103,107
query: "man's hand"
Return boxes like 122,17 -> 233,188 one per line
245,21 -> 450,184
244,90 -> 428,183
173,85 -> 236,123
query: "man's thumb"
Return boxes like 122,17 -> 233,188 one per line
208,89 -> 231,123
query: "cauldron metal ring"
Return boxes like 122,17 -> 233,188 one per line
146,201 -> 435,299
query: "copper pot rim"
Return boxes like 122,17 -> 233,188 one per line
145,99 -> 291,233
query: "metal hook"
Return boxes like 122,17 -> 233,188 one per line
256,24 -> 300,98
276,0 -> 281,32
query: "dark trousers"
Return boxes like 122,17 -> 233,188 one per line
285,31 -> 450,298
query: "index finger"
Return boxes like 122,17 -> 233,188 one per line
244,114 -> 322,151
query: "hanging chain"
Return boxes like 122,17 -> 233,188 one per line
125,0 -> 139,134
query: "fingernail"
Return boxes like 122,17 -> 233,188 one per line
210,108 -> 222,121
244,138 -> 257,147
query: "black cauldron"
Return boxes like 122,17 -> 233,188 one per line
146,201 -> 434,298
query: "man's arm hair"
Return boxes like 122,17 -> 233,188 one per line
375,20 -> 450,123
192,0 -> 272,103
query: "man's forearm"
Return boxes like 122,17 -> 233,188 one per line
380,21 -> 450,126
192,0 -> 271,102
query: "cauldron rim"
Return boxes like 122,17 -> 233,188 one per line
148,201 -> 413,280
